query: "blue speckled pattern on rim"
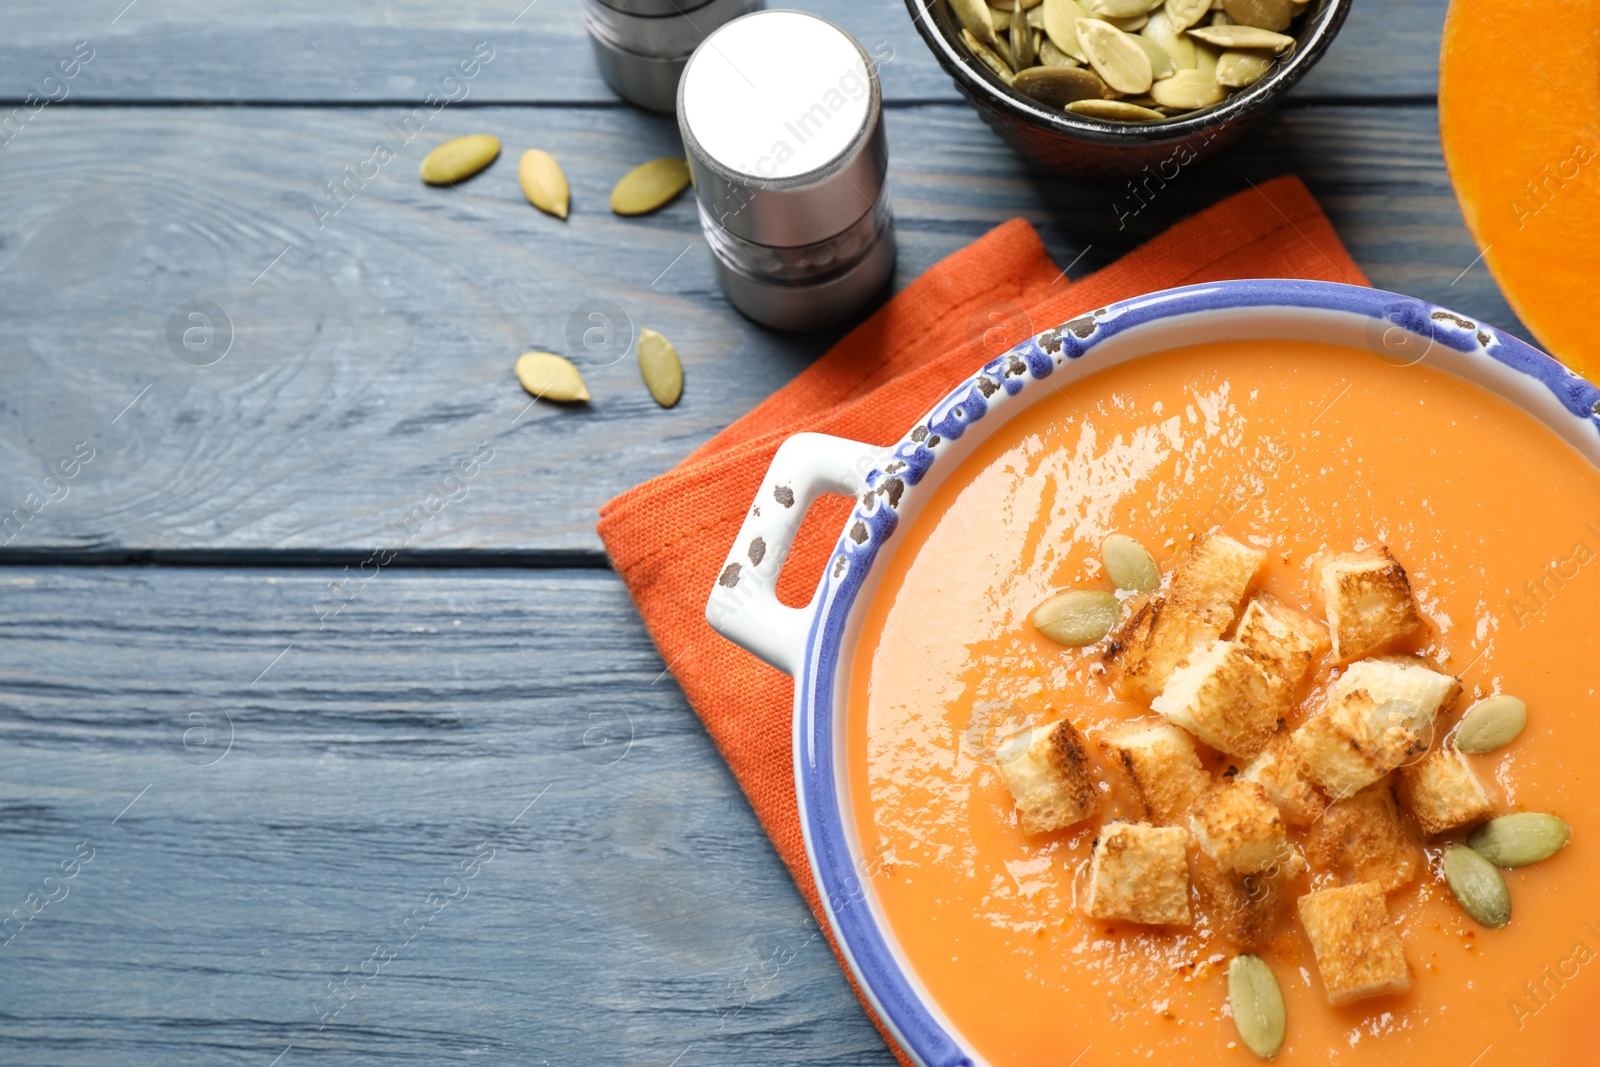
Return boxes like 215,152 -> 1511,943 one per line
788,279 -> 1599,1067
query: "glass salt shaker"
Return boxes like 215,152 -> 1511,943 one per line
582,0 -> 763,114
677,10 -> 897,331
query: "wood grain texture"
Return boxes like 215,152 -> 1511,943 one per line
0,102 -> 1520,557
0,566 -> 892,1066
0,0 -> 1443,105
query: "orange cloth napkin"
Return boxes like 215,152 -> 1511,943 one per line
597,176 -> 1367,1062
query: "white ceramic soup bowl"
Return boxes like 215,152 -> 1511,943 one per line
702,278 -> 1598,1067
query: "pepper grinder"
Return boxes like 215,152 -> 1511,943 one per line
677,10 -> 897,331
583,0 -> 762,113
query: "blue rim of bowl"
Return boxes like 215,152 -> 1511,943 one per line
904,0 -> 1352,146
794,278 -> 1599,1067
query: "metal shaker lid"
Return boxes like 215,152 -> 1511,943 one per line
677,10 -> 887,248
587,0 -> 717,16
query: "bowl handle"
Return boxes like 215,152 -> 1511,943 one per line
704,432 -> 884,676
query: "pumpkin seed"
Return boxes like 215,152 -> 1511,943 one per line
1443,845 -> 1512,929
1192,39 -> 1221,77
1223,0 -> 1291,31
1186,23 -> 1295,51
1216,49 -> 1274,86
1164,0 -> 1213,30
518,149 -> 570,219
1211,9 -> 1234,25
1133,34 -> 1177,78
951,0 -> 1002,47
1066,98 -> 1166,120
1141,9 -> 1196,67
1086,0 -> 1153,16
1030,589 -> 1121,645
1100,13 -> 1149,31
1013,65 -> 1109,105
1027,2 -> 1048,28
961,28 -> 1017,82
1149,66 -> 1225,107
1076,18 -> 1153,93
637,328 -> 683,408
1454,694 -> 1528,754
515,352 -> 590,403
1042,0 -> 1089,61
1468,813 -> 1571,867
1039,38 -> 1081,65
1010,0 -> 1037,67
989,3 -> 1014,31
610,158 -> 691,216
1102,534 -> 1161,592
1228,955 -> 1286,1060
419,134 -> 501,186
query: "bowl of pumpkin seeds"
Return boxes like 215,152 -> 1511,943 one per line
907,0 -> 1349,176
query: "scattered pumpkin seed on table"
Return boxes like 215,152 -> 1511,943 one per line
519,149 -> 570,219
611,158 -> 692,216
947,0 -> 1310,122
419,134 -> 501,186
515,351 -> 590,404
637,328 -> 683,408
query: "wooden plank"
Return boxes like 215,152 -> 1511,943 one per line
0,0 -> 1442,105
0,566 -> 894,1066
0,103 -> 1522,557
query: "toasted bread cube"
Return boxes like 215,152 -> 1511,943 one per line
1291,657 -> 1460,799
1313,547 -> 1425,662
1398,746 -> 1493,836
1106,533 -> 1266,700
1084,822 -> 1191,925
1103,723 -> 1211,825
1297,883 -> 1410,1005
1191,845 -> 1302,951
1152,639 -> 1279,758
1240,734 -> 1328,827
1234,592 -> 1326,715
1190,780 -> 1288,874
995,719 -> 1099,835
1306,781 -> 1423,892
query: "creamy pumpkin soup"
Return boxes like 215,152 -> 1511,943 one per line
847,340 -> 1599,1065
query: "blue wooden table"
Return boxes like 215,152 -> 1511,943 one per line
0,2 -> 1510,1064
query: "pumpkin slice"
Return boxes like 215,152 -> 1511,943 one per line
1439,0 -> 1600,378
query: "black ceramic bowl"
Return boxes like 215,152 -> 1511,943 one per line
906,0 -> 1351,178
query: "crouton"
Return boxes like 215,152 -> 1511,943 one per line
1313,546 -> 1425,661
995,718 -> 1100,835
1191,846 -> 1302,951
1106,533 -> 1266,700
1291,657 -> 1460,799
1233,592 -> 1326,715
1306,781 -> 1423,892
1152,639 -> 1279,758
1190,780 -> 1289,874
1297,882 -> 1410,1005
1240,734 -> 1328,827
1102,723 -> 1211,825
1398,746 -> 1493,836
1084,821 -> 1192,926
